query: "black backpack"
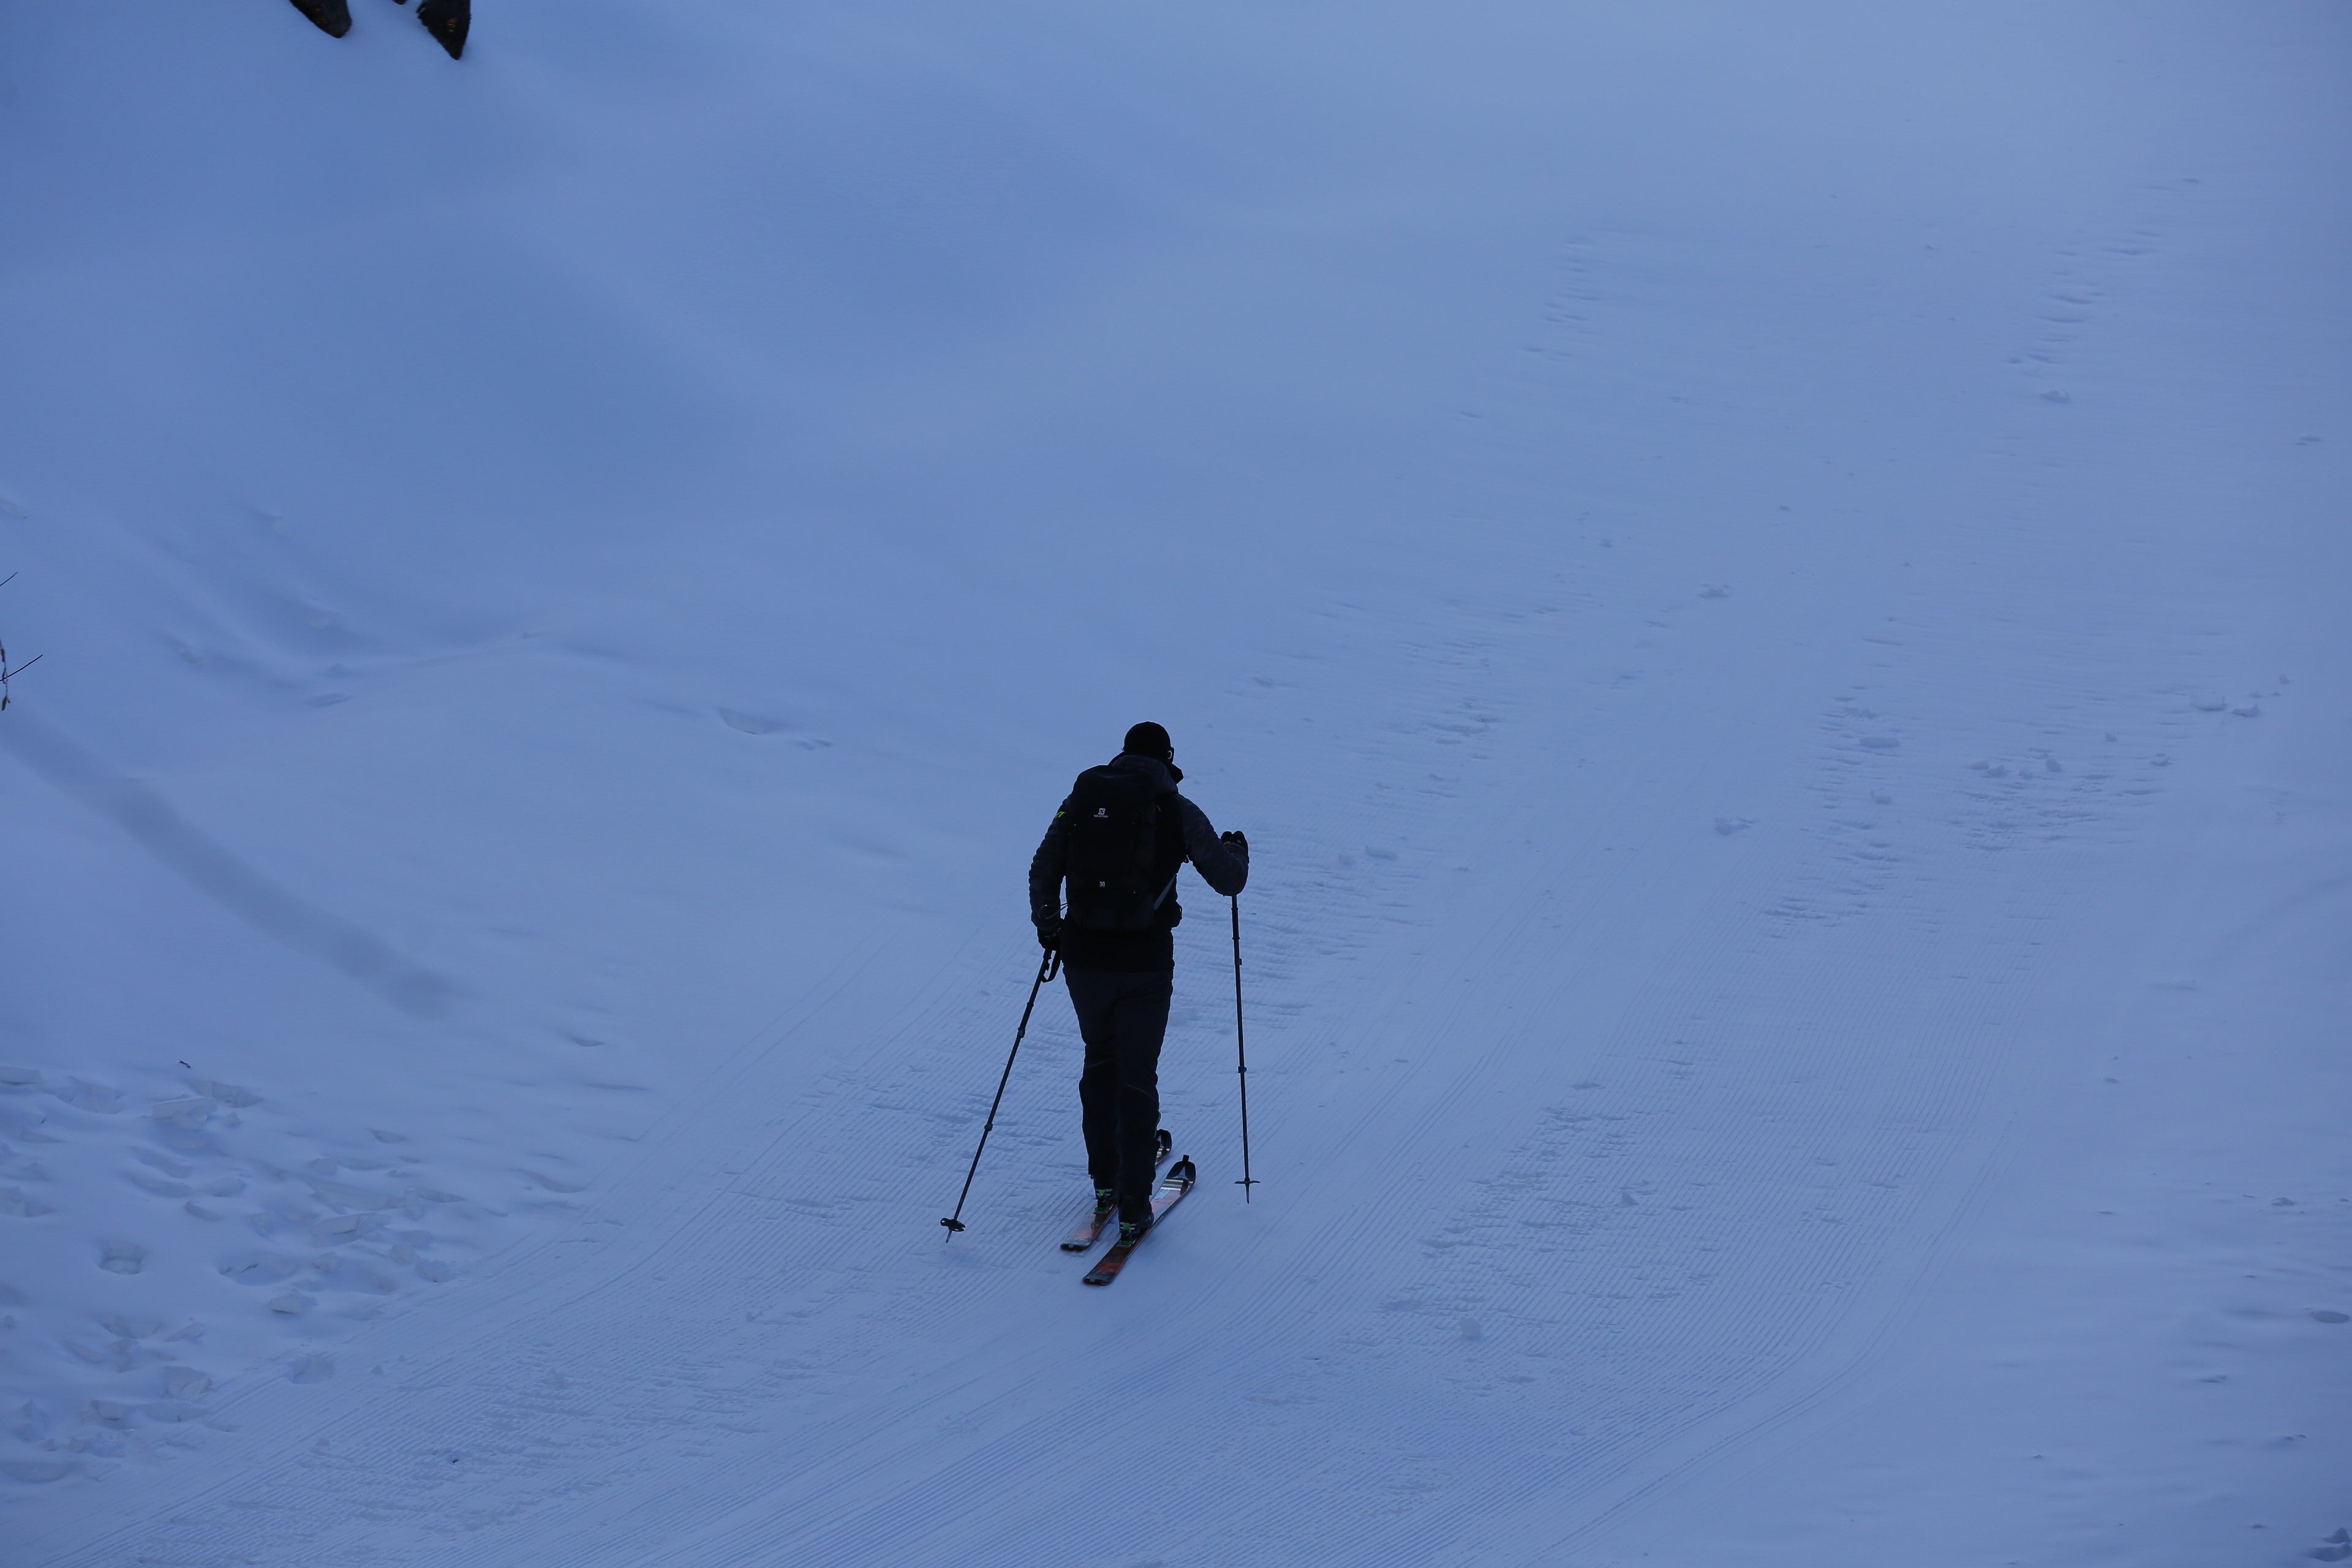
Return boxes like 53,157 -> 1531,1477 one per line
1061,766 -> 1181,932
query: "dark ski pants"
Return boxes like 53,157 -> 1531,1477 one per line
1064,968 -> 1172,1223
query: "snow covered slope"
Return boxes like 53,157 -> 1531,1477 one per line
2,1 -> 2346,1562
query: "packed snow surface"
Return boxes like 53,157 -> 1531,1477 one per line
2,2 -> 2347,1563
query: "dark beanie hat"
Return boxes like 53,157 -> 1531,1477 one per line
1123,722 -> 1172,760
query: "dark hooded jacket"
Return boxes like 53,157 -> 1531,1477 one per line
1029,752 -> 1250,972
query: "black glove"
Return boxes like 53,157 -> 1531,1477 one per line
1220,829 -> 1248,855
1036,918 -> 1061,951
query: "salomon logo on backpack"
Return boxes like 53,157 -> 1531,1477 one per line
1062,766 -> 1175,932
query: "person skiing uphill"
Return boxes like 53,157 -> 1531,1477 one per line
1030,722 -> 1248,1240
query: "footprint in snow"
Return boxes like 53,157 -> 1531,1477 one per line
309,1212 -> 379,1246
222,1253 -> 300,1284
717,708 -> 785,735
7,1069 -> 488,1461
55,1080 -> 124,1114
66,1336 -> 132,1370
1,1460 -> 76,1483
162,1367 -> 212,1401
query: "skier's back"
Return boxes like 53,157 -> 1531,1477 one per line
1029,722 -> 1248,1235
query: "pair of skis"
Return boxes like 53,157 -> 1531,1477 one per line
1061,1130 -> 1195,1286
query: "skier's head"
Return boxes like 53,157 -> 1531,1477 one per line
1123,722 -> 1173,763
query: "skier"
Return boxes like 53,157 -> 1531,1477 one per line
1030,722 -> 1248,1242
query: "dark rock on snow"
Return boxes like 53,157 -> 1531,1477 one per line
418,0 -> 470,59
285,0 -> 466,59
287,0 -> 353,37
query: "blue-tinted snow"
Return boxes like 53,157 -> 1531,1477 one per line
1,1 -> 2346,1562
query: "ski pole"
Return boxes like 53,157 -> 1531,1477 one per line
1231,894 -> 1257,1200
941,947 -> 1060,1238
